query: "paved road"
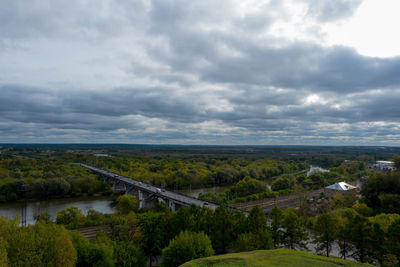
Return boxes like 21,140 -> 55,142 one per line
80,164 -> 220,210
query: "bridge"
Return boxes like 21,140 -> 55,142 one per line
80,164 -> 220,211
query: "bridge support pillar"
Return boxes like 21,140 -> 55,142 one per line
168,200 -> 176,211
112,181 -> 126,193
138,190 -> 144,209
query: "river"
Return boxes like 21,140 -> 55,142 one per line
0,196 -> 115,225
0,185 -> 230,225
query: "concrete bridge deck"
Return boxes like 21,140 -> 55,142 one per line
80,163 -> 220,211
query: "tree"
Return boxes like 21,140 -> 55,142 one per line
115,195 -> 139,215
212,205 -> 235,253
108,212 -> 142,243
281,208 -> 308,250
234,230 -> 273,252
113,241 -> 146,267
313,214 -> 337,257
70,231 -> 114,267
56,206 -> 85,227
32,222 -> 77,267
349,215 -> 373,263
34,211 -> 52,223
0,237 -> 8,267
269,206 -> 283,248
271,177 -> 291,191
138,212 -> 165,267
335,215 -> 352,259
392,154 -> 400,170
248,205 -> 267,233
6,221 -> 77,267
161,231 -> 213,267
386,219 -> 400,266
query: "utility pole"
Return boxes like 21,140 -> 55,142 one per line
20,184 -> 28,226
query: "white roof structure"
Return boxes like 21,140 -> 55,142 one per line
325,182 -> 356,191
376,161 -> 394,165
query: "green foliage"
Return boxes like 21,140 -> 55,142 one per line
113,241 -> 146,267
70,231 -> 114,267
313,214 -> 337,257
32,178 -> 71,199
108,212 -> 142,243
362,171 -> 400,213
115,194 -> 139,214
272,177 -> 291,191
369,213 -> 400,231
386,219 -> 400,265
348,215 -> 374,263
161,231 -> 213,267
247,205 -> 267,233
56,206 -> 85,227
270,206 -> 284,248
234,230 -> 273,252
212,205 -> 237,253
34,211 -> 52,223
281,209 -> 309,250
198,191 -> 227,204
0,237 -> 8,267
392,155 -> 400,170
0,218 -> 77,267
352,203 -> 373,217
138,212 -> 166,265
228,177 -> 268,198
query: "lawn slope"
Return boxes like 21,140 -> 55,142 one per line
180,249 -> 368,267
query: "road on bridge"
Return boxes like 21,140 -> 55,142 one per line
80,164 -> 220,210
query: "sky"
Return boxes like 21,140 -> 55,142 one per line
1,0 -> 400,145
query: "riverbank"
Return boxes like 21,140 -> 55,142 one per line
0,195 -> 116,225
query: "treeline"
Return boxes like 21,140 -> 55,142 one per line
362,171 -> 400,214
3,197 -> 400,266
82,155 -> 304,189
1,151 -> 372,204
0,156 -> 110,202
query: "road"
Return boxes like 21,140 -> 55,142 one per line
80,163 -> 220,210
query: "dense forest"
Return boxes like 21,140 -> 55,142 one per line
0,144 -> 374,204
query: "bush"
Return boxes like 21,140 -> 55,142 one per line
235,230 -> 273,252
115,195 -> 139,214
161,231 -> 213,267
70,232 -> 114,267
56,206 -> 85,227
113,241 -> 146,267
271,177 -> 291,191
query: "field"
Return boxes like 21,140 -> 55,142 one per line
180,249 -> 369,267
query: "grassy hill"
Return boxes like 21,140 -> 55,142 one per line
180,249 -> 369,267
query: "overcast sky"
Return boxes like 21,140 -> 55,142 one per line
1,0 -> 400,145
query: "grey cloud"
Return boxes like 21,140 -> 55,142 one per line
1,0 -> 400,145
305,0 -> 363,22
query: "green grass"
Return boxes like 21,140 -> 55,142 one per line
180,249 -> 369,267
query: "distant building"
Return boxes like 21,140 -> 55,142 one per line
93,153 -> 111,157
307,165 -> 328,176
370,160 -> 395,172
325,181 -> 357,198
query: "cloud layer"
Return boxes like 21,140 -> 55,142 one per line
1,0 -> 400,145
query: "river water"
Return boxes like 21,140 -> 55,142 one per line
0,185 -> 230,225
0,196 -> 115,225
